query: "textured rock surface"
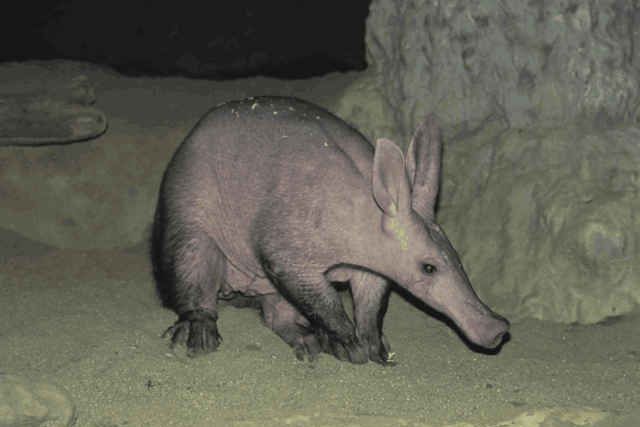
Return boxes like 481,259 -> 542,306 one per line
0,374 -> 76,427
365,0 -> 640,323
366,0 -> 640,140
438,123 -> 640,323
334,69 -> 397,143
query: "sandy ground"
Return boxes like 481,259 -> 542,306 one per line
0,62 -> 639,426
1,243 -> 639,427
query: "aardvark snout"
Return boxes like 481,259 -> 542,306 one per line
468,311 -> 510,349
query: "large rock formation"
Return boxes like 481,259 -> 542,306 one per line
365,0 -> 640,322
439,123 -> 640,323
367,0 -> 640,139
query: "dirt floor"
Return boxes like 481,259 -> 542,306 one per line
1,242 -> 638,427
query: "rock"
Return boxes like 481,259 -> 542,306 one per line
333,69 -> 399,143
0,373 -> 76,427
439,123 -> 640,323
366,0 -> 640,140
0,75 -> 107,146
487,407 -> 608,427
363,0 -> 640,324
0,62 -> 182,250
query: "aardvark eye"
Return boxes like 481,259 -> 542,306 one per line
422,263 -> 437,275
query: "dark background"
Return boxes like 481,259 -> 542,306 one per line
1,0 -> 371,79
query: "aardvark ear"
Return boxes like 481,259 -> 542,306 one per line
405,113 -> 442,220
372,138 -> 410,217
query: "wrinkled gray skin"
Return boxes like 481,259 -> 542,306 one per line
151,96 -> 509,364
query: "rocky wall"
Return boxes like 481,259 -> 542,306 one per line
439,123 -> 640,323
366,0 -> 640,139
365,0 -> 640,322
